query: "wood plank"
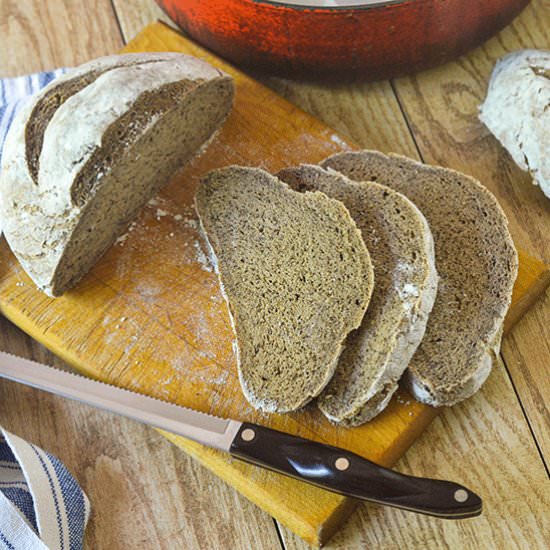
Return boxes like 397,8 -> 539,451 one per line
279,357 -> 550,550
264,77 -> 419,159
105,8 -> 432,546
105,1 -> 549,548
252,76 -> 550,550
0,2 -> 282,548
502,289 -> 550,464
389,0 -> 550,464
505,250 -> 550,334
0,320 -> 283,550
0,22 -> 444,545
111,0 -> 174,41
1,0 -> 548,548
0,0 -> 123,77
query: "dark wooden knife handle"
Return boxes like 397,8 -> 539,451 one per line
230,423 -> 482,519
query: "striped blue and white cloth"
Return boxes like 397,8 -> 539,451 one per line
1,68 -> 90,550
0,426 -> 90,550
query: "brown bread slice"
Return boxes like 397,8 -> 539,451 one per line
278,165 -> 437,424
323,151 -> 518,406
195,166 -> 374,413
0,53 -> 234,296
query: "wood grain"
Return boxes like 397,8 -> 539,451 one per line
107,1 -> 550,548
0,320 -> 283,550
392,0 -> 550,262
502,288 -> 550,465
280,358 -> 550,550
389,0 -> 550,472
0,0 -> 123,77
0,0 -> 548,548
264,77 -> 419,158
0,23 -> 435,545
505,250 -> 550,334
111,0 -> 174,40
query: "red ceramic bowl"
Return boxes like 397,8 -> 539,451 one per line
156,0 -> 529,81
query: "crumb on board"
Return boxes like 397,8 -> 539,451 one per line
193,240 -> 213,273
155,208 -> 170,220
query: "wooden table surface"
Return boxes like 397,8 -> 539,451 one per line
1,1 -> 549,548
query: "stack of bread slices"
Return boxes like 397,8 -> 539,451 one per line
196,153 -> 518,424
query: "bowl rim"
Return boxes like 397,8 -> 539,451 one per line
252,0 -> 406,11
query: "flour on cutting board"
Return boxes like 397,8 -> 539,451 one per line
329,133 -> 349,148
147,197 -> 201,231
193,240 -> 213,272
115,221 -> 138,246
155,208 -> 170,220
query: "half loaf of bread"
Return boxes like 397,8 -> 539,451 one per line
323,151 -> 518,407
479,49 -> 550,199
278,165 -> 437,425
0,53 -> 234,296
195,166 -> 374,413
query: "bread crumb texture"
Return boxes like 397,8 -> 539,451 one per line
323,151 -> 518,406
278,165 -> 437,424
195,166 -> 374,412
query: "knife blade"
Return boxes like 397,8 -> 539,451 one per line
0,350 -> 482,519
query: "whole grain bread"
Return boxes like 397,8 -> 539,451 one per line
0,53 -> 234,296
278,165 -> 437,424
195,166 -> 374,413
479,49 -> 550,199
323,151 -> 518,407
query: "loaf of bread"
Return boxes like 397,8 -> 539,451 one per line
278,165 -> 437,425
323,151 -> 518,407
0,53 -> 234,296
479,49 -> 550,199
195,166 -> 374,413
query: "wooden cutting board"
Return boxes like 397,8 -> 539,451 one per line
0,22 -> 549,547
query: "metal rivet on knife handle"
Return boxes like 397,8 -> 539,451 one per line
454,489 -> 469,503
335,457 -> 350,471
241,428 -> 256,442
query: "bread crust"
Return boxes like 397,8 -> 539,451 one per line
479,49 -> 550,199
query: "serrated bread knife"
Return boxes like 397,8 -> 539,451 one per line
0,350 -> 482,519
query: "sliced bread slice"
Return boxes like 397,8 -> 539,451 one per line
278,165 -> 437,425
0,53 -> 234,296
195,166 -> 374,413
323,151 -> 518,407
